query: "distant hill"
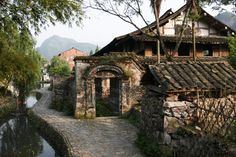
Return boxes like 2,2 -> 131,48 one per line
215,11 -> 236,30
37,35 -> 97,60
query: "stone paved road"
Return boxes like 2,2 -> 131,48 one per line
32,88 -> 143,157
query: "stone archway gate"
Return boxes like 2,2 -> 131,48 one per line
74,63 -> 131,118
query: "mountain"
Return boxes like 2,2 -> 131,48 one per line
215,12 -> 236,30
37,35 -> 97,60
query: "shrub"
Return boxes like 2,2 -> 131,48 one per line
121,107 -> 141,128
48,57 -> 71,76
228,36 -> 236,68
135,132 -> 172,157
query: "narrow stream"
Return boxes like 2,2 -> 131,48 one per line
0,93 -> 60,157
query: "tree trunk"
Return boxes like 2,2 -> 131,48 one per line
153,0 -> 162,64
174,8 -> 191,52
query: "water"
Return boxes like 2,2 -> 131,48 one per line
26,93 -> 38,108
0,93 -> 59,157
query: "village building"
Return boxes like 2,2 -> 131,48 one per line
95,5 -> 235,60
58,47 -> 87,71
72,3 -> 236,135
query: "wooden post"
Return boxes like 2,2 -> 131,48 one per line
157,39 -> 160,64
192,20 -> 196,61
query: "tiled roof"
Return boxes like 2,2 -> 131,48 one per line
132,35 -> 228,44
149,62 -> 236,92
136,56 -> 228,66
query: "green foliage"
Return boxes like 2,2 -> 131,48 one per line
96,99 -> 118,117
88,45 -> 99,55
226,121 -> 236,144
50,98 -> 74,116
89,50 -> 94,56
35,93 -> 42,101
50,99 -> 64,111
228,36 -> 236,68
0,0 -> 84,35
135,132 -> 172,157
48,57 -> 71,76
0,30 -> 42,103
95,45 -> 100,53
0,0 -> 84,106
0,97 -> 17,123
121,106 -> 141,127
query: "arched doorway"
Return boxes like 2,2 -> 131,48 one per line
85,65 -> 128,117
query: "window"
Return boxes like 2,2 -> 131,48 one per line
178,44 -> 190,56
152,45 -> 164,56
203,45 -> 213,56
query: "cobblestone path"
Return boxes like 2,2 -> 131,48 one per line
32,88 -> 143,157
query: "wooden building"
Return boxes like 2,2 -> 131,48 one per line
95,5 -> 236,60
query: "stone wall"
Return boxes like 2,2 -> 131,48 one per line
164,101 -> 196,134
74,62 -> 93,118
140,89 -> 165,142
29,111 -> 73,157
164,96 -> 236,136
51,76 -> 75,114
164,94 -> 236,136
74,55 -> 144,118
141,89 -> 236,156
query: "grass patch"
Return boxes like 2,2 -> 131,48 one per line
96,99 -> 118,117
135,132 -> 172,157
121,107 -> 141,127
226,121 -> 236,144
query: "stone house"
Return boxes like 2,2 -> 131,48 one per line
58,47 -> 87,71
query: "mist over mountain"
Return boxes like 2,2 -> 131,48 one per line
37,35 -> 97,60
215,11 -> 236,30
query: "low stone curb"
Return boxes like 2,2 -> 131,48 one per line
29,89 -> 74,157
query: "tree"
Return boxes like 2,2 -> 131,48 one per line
0,0 -> 84,108
228,36 -> 236,68
48,57 -> 71,76
90,50 -> 94,55
95,45 -> 100,53
200,0 -> 235,11
0,0 -> 84,35
0,29 -> 43,111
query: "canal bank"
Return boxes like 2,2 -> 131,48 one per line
0,93 -> 59,157
29,89 -> 73,157
31,88 -> 143,157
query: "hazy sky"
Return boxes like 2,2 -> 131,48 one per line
34,0 -> 233,47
